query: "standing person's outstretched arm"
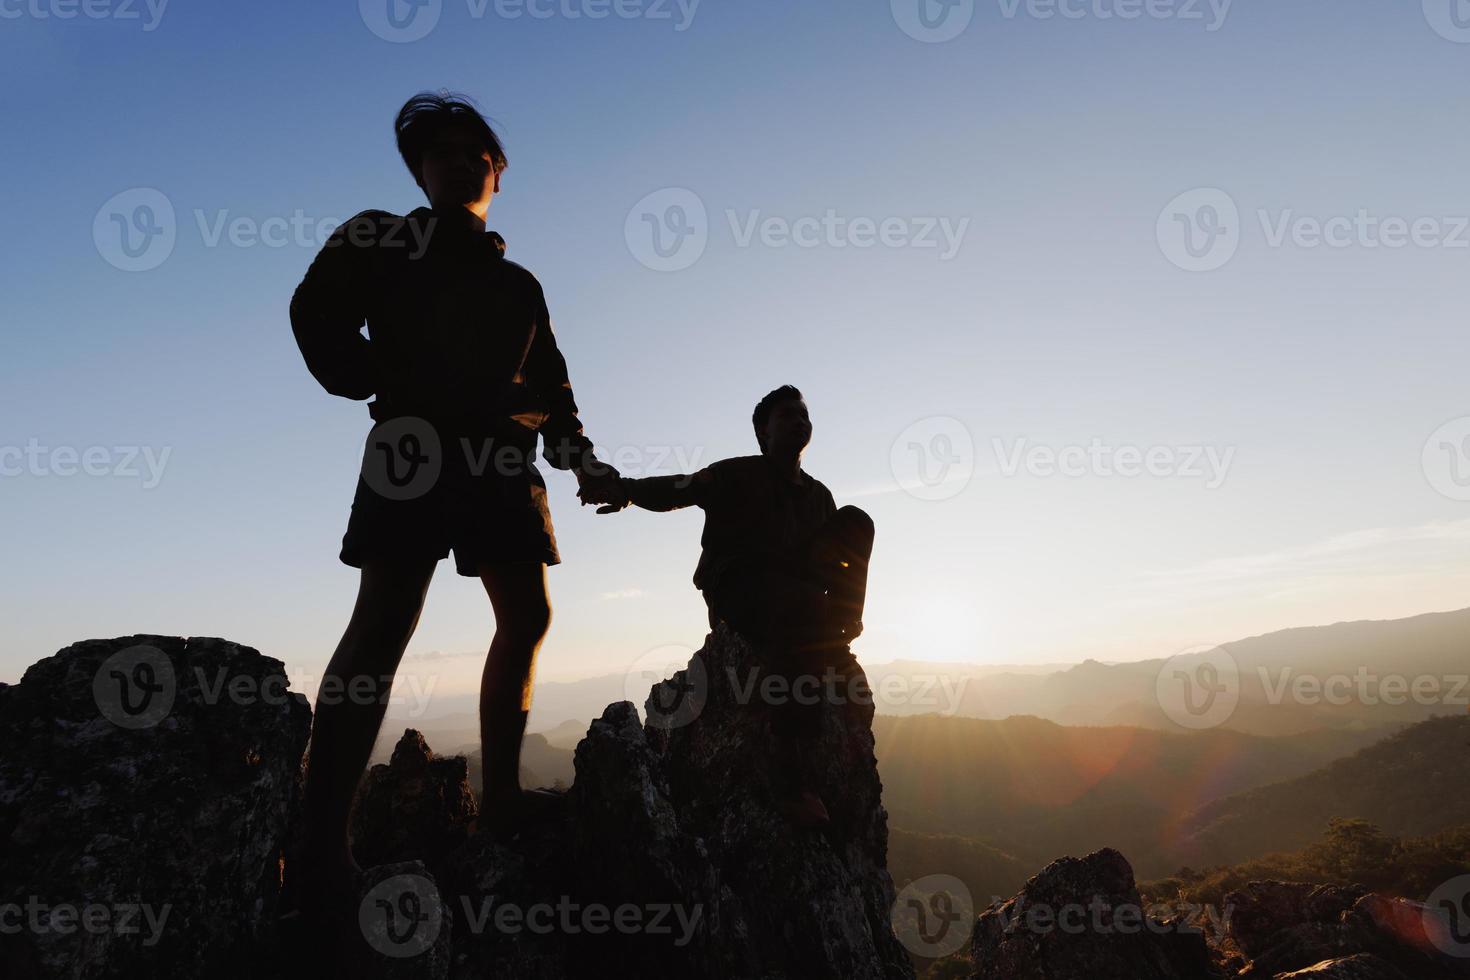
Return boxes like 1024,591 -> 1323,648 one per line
289,212 -> 380,401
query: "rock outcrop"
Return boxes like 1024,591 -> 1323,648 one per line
348,729 -> 478,876
0,624 -> 913,979
439,620 -> 914,978
0,636 -> 310,978
963,860 -> 1470,980
1224,880 -> 1470,980
968,847 -> 1223,980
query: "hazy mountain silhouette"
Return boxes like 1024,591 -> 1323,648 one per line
1171,714 -> 1470,868
875,713 -> 1390,887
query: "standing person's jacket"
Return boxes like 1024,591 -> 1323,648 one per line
289,207 -> 597,472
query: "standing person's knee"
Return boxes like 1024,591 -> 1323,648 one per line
344,558 -> 434,657
480,562 -> 553,647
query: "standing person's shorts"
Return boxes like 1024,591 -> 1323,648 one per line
339,420 -> 562,575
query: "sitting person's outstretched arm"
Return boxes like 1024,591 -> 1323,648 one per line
588,466 -> 721,514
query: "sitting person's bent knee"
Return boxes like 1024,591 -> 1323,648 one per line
834,505 -> 875,538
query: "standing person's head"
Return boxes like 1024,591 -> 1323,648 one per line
395,91 -> 508,218
753,385 -> 811,458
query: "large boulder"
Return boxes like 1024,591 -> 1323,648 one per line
968,848 -> 1222,980
1225,880 -> 1470,980
0,636 -> 311,978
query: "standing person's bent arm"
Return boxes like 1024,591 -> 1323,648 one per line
523,280 -> 604,476
289,212 -> 381,401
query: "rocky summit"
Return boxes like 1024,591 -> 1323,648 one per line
3,628 -> 1466,979
0,625 -> 914,979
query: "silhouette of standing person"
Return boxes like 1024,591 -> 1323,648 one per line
584,386 -> 874,828
288,92 -> 618,919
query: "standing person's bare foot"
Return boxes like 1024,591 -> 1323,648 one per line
282,847 -> 365,945
471,787 -> 569,841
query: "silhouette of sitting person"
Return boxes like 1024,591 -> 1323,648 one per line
288,91 -> 618,921
584,386 -> 874,828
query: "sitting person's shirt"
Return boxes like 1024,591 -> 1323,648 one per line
621,454 -> 837,594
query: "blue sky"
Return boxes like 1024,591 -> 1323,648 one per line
3,0 -> 1470,699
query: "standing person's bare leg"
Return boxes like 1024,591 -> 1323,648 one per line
477,561 -> 552,816
302,556 -> 437,903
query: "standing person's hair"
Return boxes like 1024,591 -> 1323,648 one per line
753,385 -> 804,453
394,91 -> 508,191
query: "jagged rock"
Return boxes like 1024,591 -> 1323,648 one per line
1275,953 -> 1409,979
435,622 -> 915,979
349,729 -> 478,878
1227,882 -> 1366,962
969,848 -> 1222,980
1225,881 -> 1470,980
0,636 -> 311,979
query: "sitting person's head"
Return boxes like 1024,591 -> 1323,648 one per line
753,385 -> 812,459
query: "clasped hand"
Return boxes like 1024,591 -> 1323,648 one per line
574,463 -> 630,514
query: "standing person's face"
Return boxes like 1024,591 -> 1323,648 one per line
763,398 -> 813,457
420,124 -> 500,216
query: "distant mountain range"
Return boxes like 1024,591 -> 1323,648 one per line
1171,713 -> 1470,867
381,606 -> 1470,740
873,713 -> 1390,880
